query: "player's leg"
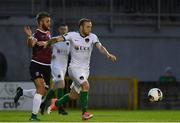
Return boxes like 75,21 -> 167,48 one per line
44,64 -> 61,103
57,70 -> 68,115
29,62 -> 49,121
23,89 -> 36,97
47,67 -> 92,119
47,87 -> 79,114
30,78 -> 46,121
81,80 -> 90,113
41,66 -> 63,114
56,87 -> 79,107
67,67 -> 93,120
80,79 -> 93,120
47,68 -> 80,114
69,68 -> 93,120
40,81 -> 55,115
14,87 -> 36,104
46,64 -> 68,114
40,66 -> 52,115
14,87 -> 23,104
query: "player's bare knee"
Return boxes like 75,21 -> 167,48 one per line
69,93 -> 78,100
69,89 -> 79,100
37,86 -> 46,95
59,80 -> 65,88
69,94 -> 77,100
82,81 -> 89,91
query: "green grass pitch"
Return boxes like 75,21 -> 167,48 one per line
0,109 -> 180,122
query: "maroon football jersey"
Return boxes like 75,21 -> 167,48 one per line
31,29 -> 52,65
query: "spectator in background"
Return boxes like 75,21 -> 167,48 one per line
159,66 -> 177,83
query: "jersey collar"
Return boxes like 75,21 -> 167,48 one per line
78,31 -> 89,38
37,29 -> 49,34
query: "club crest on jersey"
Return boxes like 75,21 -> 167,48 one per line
35,72 -> 43,77
85,38 -> 89,43
35,72 -> 40,76
79,76 -> 84,80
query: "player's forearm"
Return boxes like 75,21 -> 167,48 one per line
98,44 -> 117,62
99,46 -> 110,58
46,37 -> 59,46
47,36 -> 64,46
27,36 -> 37,48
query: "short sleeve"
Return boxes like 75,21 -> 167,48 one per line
63,32 -> 73,41
92,34 -> 101,45
32,33 -> 36,38
32,33 -> 38,40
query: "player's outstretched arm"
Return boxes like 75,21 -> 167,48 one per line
24,26 -> 37,48
43,36 -> 65,48
96,43 -> 117,62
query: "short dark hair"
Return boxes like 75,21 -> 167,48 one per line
78,18 -> 91,27
36,12 -> 50,24
59,23 -> 68,27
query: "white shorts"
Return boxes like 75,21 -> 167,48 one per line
68,67 -> 89,93
51,62 -> 67,82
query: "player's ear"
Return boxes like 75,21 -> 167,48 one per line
80,25 -> 83,30
39,20 -> 43,26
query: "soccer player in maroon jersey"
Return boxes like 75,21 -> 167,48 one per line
23,12 -> 51,121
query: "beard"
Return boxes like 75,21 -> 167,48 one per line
42,24 -> 50,31
82,30 -> 90,36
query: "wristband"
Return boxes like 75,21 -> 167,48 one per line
27,36 -> 33,40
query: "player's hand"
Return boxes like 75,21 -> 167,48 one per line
107,54 -> 117,62
43,41 -> 49,48
37,41 -> 49,48
36,41 -> 47,47
24,26 -> 32,37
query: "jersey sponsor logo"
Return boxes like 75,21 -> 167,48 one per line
74,45 -> 90,51
56,49 -> 69,54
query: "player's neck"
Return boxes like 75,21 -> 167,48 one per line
38,26 -> 47,32
79,30 -> 88,38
